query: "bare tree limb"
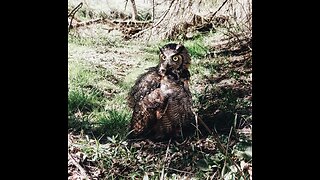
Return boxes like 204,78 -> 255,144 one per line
68,2 -> 83,33
209,0 -> 230,22
130,0 -> 138,20
131,0 -> 175,38
152,0 -> 155,22
68,2 -> 83,17
124,0 -> 129,10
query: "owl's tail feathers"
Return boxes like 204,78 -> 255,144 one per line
126,112 -> 155,139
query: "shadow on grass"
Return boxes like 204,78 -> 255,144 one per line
68,109 -> 131,142
196,83 -> 252,136
192,53 -> 252,138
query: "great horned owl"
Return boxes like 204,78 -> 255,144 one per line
127,43 -> 194,140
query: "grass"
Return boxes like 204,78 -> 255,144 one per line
143,35 -> 210,59
68,54 -> 132,137
68,27 -> 124,47
68,9 -> 252,178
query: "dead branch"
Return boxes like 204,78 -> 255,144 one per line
131,0 -> 176,38
68,2 -> 83,33
208,0 -> 230,22
130,0 -> 138,20
68,2 -> 83,17
72,18 -> 104,28
124,0 -> 128,10
194,111 -> 213,134
166,167 -> 193,174
112,20 -> 152,26
68,152 -> 91,179
152,0 -> 155,22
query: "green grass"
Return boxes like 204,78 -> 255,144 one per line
68,30 -> 123,47
68,87 -> 102,113
68,54 -> 131,138
68,15 -> 252,179
143,35 -> 210,59
184,37 -> 209,58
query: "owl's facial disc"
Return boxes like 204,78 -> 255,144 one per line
159,54 -> 182,77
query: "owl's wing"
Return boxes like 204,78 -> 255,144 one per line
127,66 -> 161,108
127,67 -> 162,137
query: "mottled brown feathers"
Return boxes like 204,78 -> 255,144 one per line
127,43 -> 194,140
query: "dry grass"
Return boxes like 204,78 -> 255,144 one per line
68,0 -> 252,179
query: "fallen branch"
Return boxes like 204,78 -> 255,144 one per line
166,167 -> 193,174
193,111 -> 212,134
73,18 -> 104,28
68,152 -> 91,180
112,20 -> 152,26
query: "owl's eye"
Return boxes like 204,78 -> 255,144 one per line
160,54 -> 166,61
172,55 -> 181,62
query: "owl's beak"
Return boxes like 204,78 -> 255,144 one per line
159,66 -> 166,75
159,60 -> 169,76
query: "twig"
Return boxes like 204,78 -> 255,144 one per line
74,18 -> 103,28
193,111 -> 200,139
194,111 -> 212,134
212,127 -> 245,179
124,0 -> 128,10
166,167 -> 193,174
131,0 -> 176,38
152,0 -> 155,22
160,139 -> 171,180
234,0 -> 250,20
194,112 -> 245,178
68,2 -> 83,33
209,0 -> 230,22
221,126 -> 233,178
68,151 -> 91,180
68,2 -> 83,17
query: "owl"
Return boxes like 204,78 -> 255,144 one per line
127,43 -> 194,140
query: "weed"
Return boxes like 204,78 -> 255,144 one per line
68,9 -> 252,178
184,38 -> 209,58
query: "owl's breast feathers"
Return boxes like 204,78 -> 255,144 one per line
128,66 -> 193,138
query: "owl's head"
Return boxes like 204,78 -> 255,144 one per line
158,43 -> 191,77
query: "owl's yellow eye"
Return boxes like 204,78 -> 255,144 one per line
172,55 -> 181,62
160,54 -> 166,61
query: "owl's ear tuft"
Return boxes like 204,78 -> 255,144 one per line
159,47 -> 163,54
176,44 -> 184,52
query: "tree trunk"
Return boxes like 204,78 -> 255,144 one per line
130,0 -> 138,20
152,0 -> 155,22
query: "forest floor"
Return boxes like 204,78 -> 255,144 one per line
68,2 -> 252,179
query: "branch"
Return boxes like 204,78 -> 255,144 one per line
68,2 -> 83,17
68,2 -> 83,33
124,0 -> 128,10
209,0 -> 230,22
68,152 -> 91,179
131,0 -> 175,38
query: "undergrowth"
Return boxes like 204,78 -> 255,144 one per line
68,5 -> 252,178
